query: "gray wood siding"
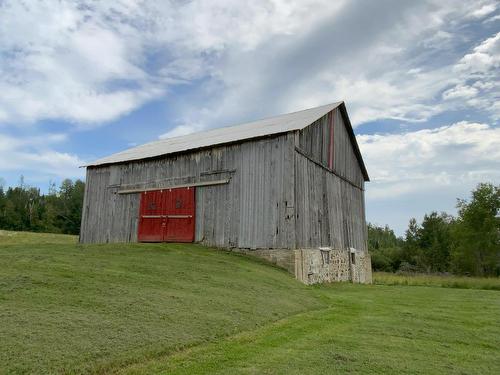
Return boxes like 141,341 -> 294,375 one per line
294,107 -> 367,251
80,134 -> 295,248
298,108 -> 365,188
80,109 -> 368,253
294,151 -> 367,251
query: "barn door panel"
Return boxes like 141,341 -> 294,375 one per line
163,187 -> 195,242
138,190 -> 164,242
137,187 -> 195,243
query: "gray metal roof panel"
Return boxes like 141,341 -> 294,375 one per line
86,102 -> 342,167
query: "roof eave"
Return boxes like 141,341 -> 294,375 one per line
83,130 -> 293,168
337,102 -> 370,182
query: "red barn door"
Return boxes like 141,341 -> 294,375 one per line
138,190 -> 164,242
138,187 -> 195,242
163,187 -> 195,242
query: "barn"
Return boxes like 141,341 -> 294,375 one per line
80,102 -> 371,284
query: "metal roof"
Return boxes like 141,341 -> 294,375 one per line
86,101 -> 369,181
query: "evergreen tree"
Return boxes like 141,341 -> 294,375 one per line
418,212 -> 453,272
402,218 -> 422,270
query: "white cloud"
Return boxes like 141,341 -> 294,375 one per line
1,0 -> 498,130
455,32 -> 500,73
362,120 -> 500,232
358,122 -> 500,200
0,133 -> 84,179
484,14 -> 500,23
156,0 -> 500,131
277,26 -> 500,126
471,3 -> 497,18
440,31 -> 500,119
0,0 -> 336,127
320,70 -> 452,124
0,1 -> 164,126
442,85 -> 479,100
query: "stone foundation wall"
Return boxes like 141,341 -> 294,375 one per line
295,248 -> 349,284
352,251 -> 372,284
231,247 -> 372,285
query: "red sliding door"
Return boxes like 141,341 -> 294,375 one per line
138,187 -> 195,242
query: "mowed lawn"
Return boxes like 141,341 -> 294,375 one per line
1,231 -> 499,374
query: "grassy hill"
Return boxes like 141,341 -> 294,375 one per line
0,231 -> 499,374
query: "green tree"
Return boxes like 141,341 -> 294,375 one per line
0,177 -> 85,235
451,183 -> 500,276
0,185 -> 6,228
3,186 -> 40,231
401,218 -> 422,270
51,179 -> 85,235
4,187 -> 26,230
367,223 -> 404,271
418,212 -> 453,272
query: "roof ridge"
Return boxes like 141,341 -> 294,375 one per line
152,101 -> 342,144
86,101 -> 343,167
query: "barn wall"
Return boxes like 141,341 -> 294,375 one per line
293,143 -> 370,284
294,151 -> 367,251
79,109 -> 371,284
80,133 -> 296,248
297,108 -> 365,188
294,108 -> 367,253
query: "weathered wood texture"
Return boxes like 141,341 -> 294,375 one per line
294,152 -> 367,251
298,108 -> 365,189
294,108 -> 367,251
80,133 -> 296,248
80,108 -> 367,253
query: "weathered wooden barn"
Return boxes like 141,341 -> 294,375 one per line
80,102 -> 371,284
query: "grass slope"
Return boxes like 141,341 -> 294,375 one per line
1,231 -> 499,374
0,231 -> 321,374
123,285 -> 499,375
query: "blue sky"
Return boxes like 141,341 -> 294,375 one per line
0,0 -> 499,235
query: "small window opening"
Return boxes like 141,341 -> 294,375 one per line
320,250 -> 330,265
350,252 -> 356,265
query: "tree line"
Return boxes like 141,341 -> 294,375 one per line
369,183 -> 500,277
0,177 -> 84,235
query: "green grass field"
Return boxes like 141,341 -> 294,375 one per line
374,271 -> 500,290
1,231 -> 499,374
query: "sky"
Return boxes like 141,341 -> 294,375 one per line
0,0 -> 499,235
